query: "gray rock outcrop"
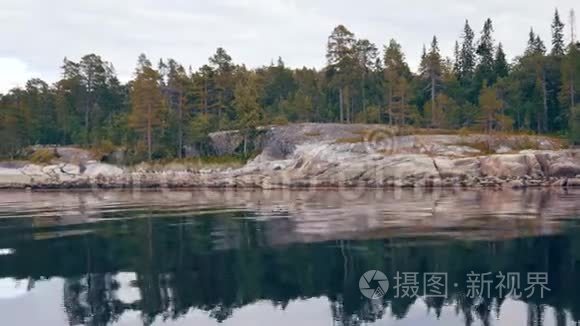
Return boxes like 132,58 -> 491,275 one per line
1,124 -> 578,189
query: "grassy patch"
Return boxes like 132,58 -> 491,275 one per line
144,154 -> 256,171
334,136 -> 365,144
29,149 -> 58,164
456,141 -> 496,155
304,131 -> 321,137
351,129 -> 370,136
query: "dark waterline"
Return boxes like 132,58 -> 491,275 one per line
1,189 -> 580,325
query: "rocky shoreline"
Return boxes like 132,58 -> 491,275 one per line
1,124 -> 580,190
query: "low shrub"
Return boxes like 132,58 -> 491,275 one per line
29,148 -> 57,164
334,136 -> 364,144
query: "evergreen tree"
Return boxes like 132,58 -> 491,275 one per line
551,9 -> 566,56
479,84 -> 506,133
494,43 -> 509,78
326,25 -> 356,123
129,54 -> 165,161
355,39 -> 379,115
3,13 -> 580,161
458,20 -> 476,81
419,36 -> 443,126
453,41 -> 461,76
192,64 -> 215,116
476,18 -> 496,85
164,59 -> 190,158
209,47 -> 236,125
561,43 -> 580,121
384,39 -> 411,125
234,73 -> 263,155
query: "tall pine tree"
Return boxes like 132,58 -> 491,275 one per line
476,18 -> 496,86
420,36 -> 443,126
129,54 -> 165,160
551,9 -> 566,56
458,20 -> 476,81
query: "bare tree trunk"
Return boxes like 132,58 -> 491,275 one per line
349,91 -> 353,124
84,105 -> 90,146
147,103 -> 152,161
243,134 -> 247,156
204,79 -> 209,115
431,76 -> 436,127
361,76 -> 366,119
542,70 -> 549,133
177,91 -> 183,159
339,87 -> 344,123
572,73 -> 576,108
388,85 -> 393,126
401,91 -> 406,127
345,89 -> 349,123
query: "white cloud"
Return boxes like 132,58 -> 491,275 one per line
0,58 -> 41,93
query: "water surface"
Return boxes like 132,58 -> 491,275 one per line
1,189 -> 580,325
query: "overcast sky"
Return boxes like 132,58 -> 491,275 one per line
0,0 -> 578,93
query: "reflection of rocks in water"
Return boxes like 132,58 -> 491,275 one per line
2,189 -> 580,246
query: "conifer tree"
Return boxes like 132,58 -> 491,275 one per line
453,41 -> 461,76
129,54 -> 165,161
355,39 -> 379,115
326,25 -> 356,123
458,20 -> 476,81
476,19 -> 496,85
420,36 -> 443,126
479,84 -> 505,133
234,73 -> 262,155
494,43 -> 509,78
551,9 -> 566,56
384,39 -> 410,125
164,59 -> 190,158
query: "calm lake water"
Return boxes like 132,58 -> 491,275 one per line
1,189 -> 580,325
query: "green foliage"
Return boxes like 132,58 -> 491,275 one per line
456,20 -> 476,81
551,9 -> 566,56
1,12 -> 579,162
270,115 -> 289,125
129,54 -> 166,161
91,140 -> 117,161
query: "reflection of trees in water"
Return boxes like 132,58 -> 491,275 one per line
1,213 -> 580,325
63,274 -> 125,326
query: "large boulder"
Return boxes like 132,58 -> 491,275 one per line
209,130 -> 244,156
368,154 -> 440,181
55,147 -> 95,163
480,154 -> 543,178
84,163 -> 124,177
0,166 -> 31,186
434,157 -> 481,179
534,151 -> 580,178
